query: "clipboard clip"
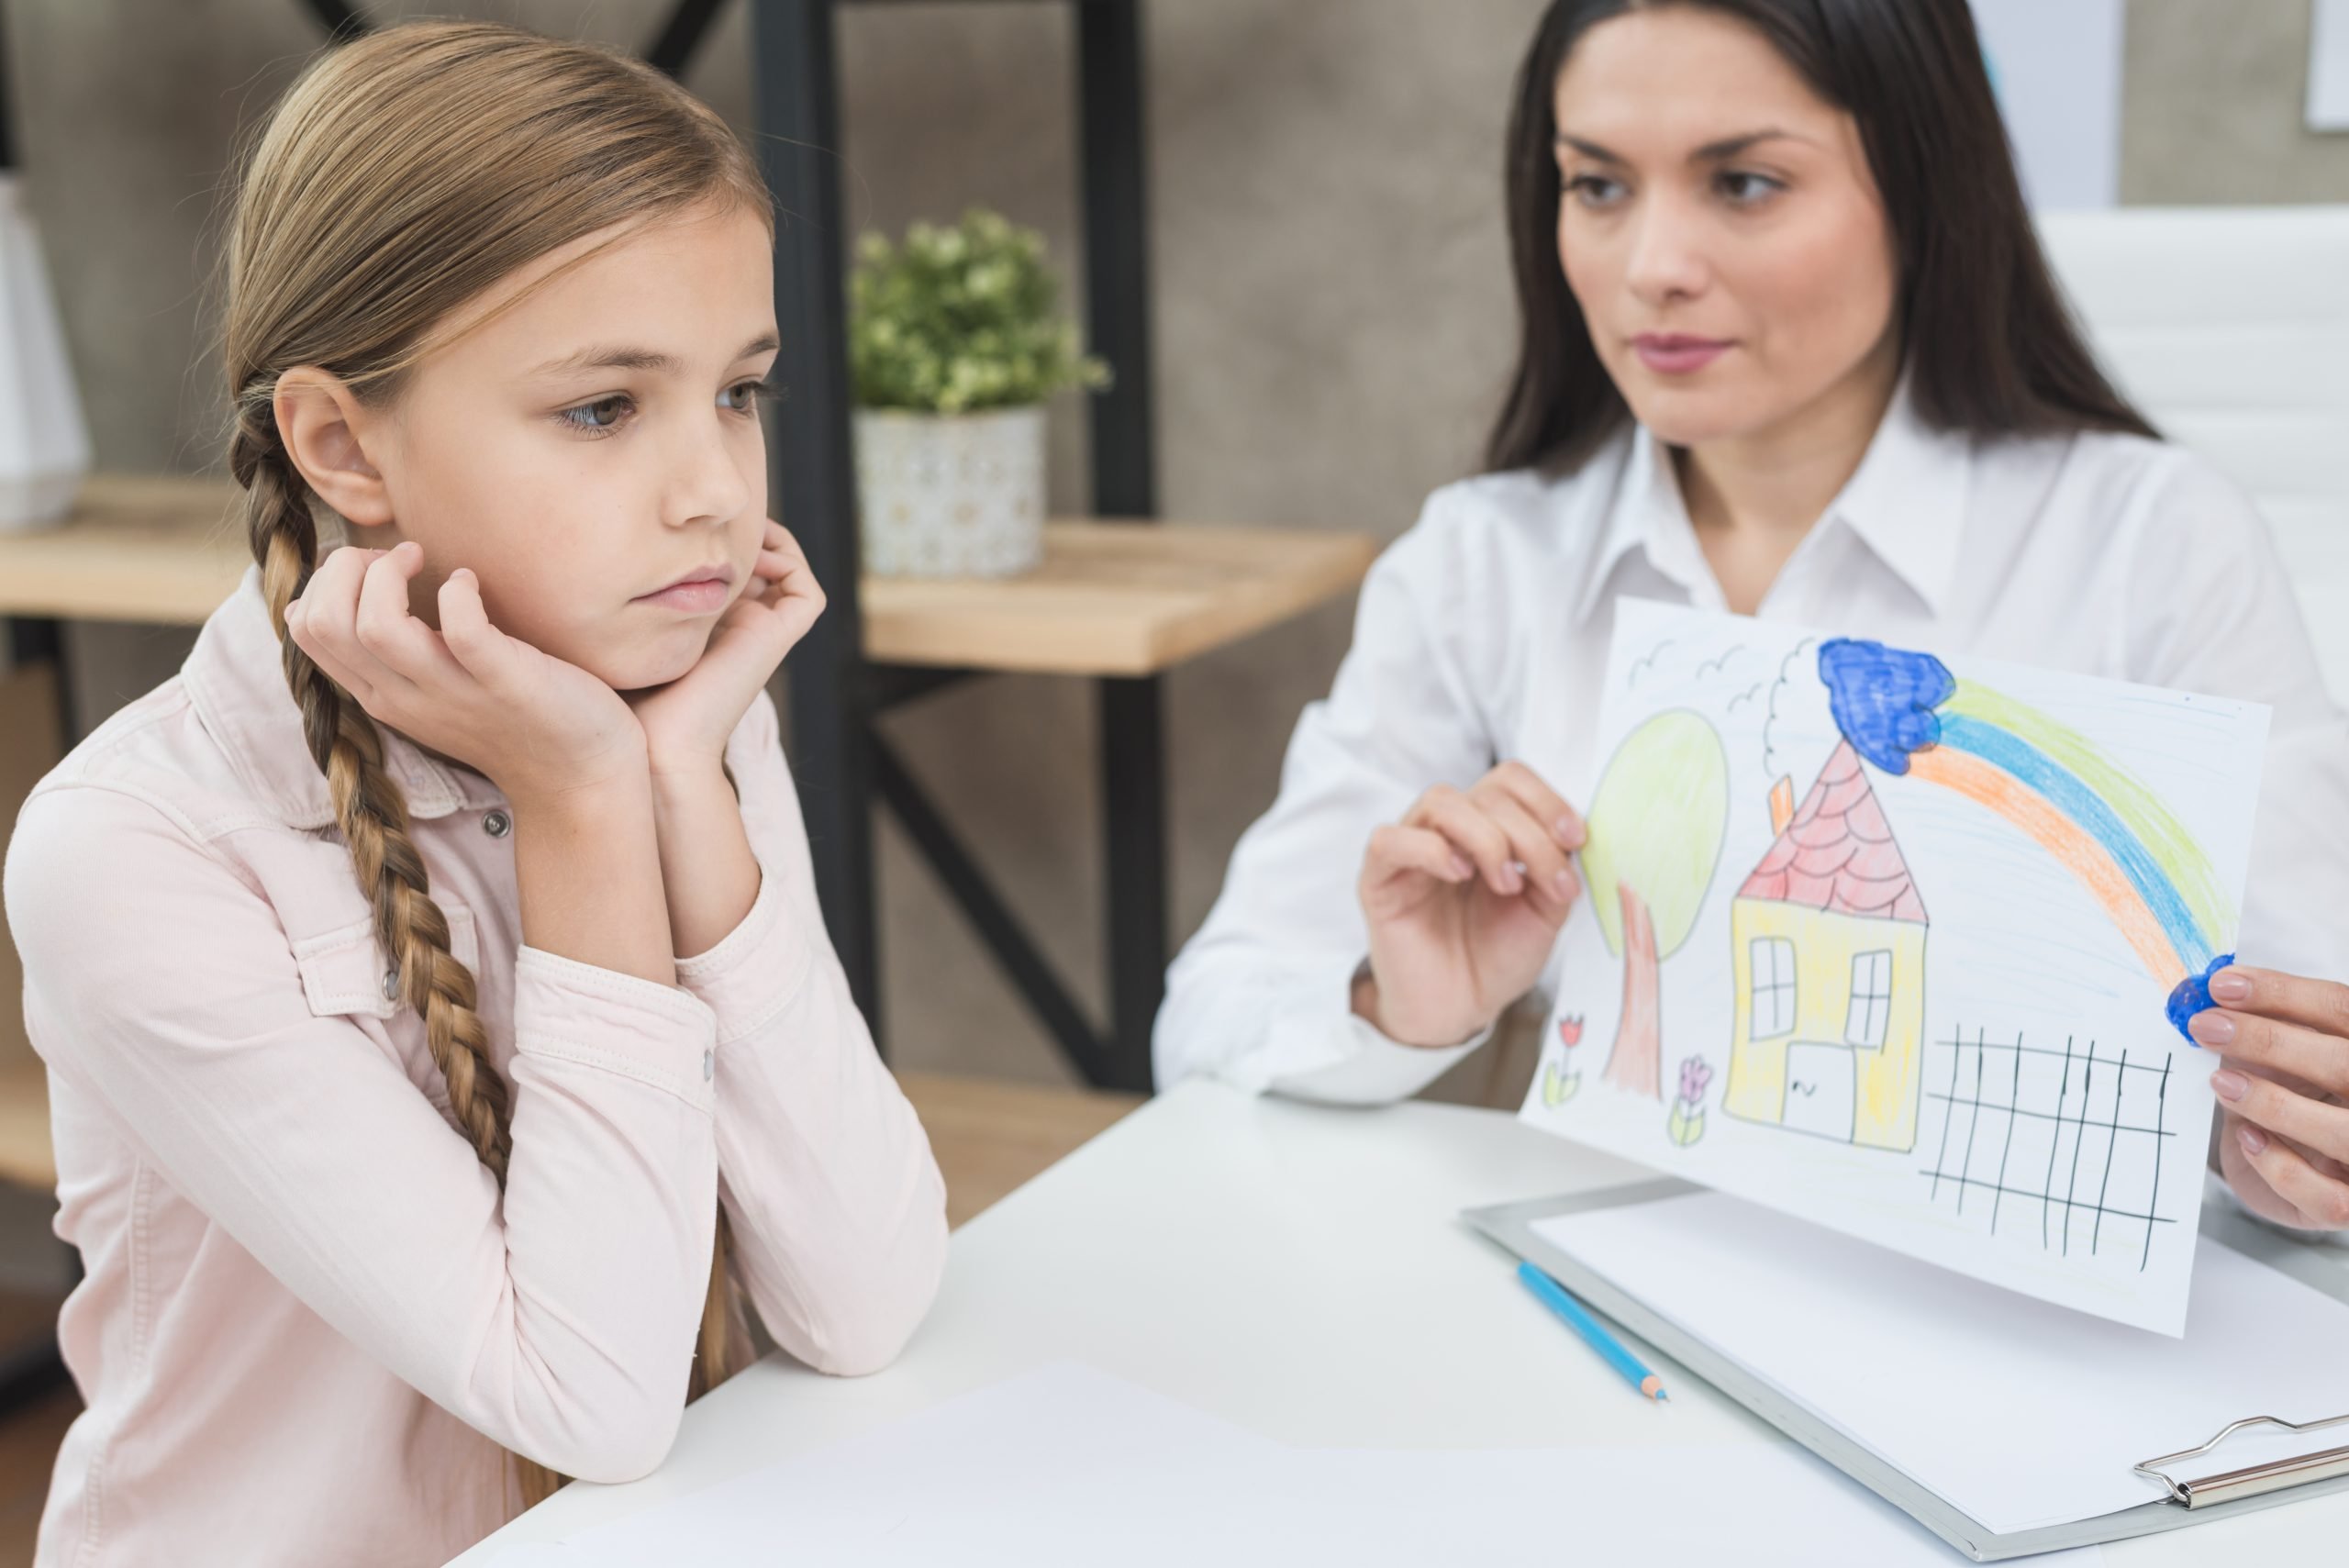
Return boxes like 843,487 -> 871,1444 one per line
2135,1412 -> 2349,1509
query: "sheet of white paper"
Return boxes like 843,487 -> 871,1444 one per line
495,1362 -> 2105,1566
1520,601 -> 2268,1333
1534,1193 -> 2349,1536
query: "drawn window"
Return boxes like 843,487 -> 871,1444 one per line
1749,937 -> 1796,1039
1845,949 -> 1893,1048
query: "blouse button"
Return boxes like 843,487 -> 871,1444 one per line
383,967 -> 399,1002
482,809 -> 512,840
702,1049 -> 715,1083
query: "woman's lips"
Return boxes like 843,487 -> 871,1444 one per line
1631,334 -> 1732,375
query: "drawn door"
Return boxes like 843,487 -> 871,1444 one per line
1781,1041 -> 1857,1142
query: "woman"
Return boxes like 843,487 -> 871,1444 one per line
1154,0 -> 2349,1233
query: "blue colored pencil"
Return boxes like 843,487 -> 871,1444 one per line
1516,1260 -> 1668,1402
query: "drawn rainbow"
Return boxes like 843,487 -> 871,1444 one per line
1818,639 -> 2233,1040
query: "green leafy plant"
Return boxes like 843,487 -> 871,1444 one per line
849,208 -> 1109,415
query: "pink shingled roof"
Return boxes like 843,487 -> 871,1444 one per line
1738,740 -> 1928,923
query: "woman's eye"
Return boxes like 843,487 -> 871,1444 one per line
1563,173 -> 1626,209
1718,170 -> 1785,206
561,394 -> 633,434
720,379 -> 771,415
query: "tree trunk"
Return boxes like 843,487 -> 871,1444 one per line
1603,882 -> 1662,1099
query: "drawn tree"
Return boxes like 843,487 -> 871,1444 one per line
1583,710 -> 1729,1098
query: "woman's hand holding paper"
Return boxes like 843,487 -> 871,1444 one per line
2190,966 -> 2349,1230
1353,762 -> 1585,1049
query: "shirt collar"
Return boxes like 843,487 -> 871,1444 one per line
1822,374 -> 1972,617
184,564 -> 501,830
1570,373 -> 1972,624
1572,423 -> 1711,624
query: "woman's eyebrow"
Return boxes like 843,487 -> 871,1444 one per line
528,332 -> 781,378
1687,128 -> 1808,161
1553,128 -> 1809,164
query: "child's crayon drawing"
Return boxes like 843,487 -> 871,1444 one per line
1520,601 -> 2269,1336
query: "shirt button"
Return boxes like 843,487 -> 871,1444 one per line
702,1049 -> 714,1083
482,810 -> 512,840
383,967 -> 399,1002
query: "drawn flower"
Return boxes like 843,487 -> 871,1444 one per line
1557,1015 -> 1585,1050
1676,1054 -> 1713,1108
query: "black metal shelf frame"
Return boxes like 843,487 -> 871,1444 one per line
754,0 -> 1163,1095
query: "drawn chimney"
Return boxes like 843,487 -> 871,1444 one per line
1767,774 -> 1796,839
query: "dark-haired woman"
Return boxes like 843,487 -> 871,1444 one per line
1155,0 -> 2349,1233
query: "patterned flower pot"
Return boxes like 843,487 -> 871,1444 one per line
853,405 -> 1046,579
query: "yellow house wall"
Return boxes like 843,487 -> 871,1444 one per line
1721,899 -> 1929,1151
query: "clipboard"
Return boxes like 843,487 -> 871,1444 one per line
1464,1180 -> 2349,1561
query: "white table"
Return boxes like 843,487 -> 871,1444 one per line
456,1081 -> 2349,1563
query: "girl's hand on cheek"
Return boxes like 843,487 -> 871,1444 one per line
284,540 -> 645,806
628,518 -> 826,777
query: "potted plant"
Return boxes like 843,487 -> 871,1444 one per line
848,209 -> 1108,579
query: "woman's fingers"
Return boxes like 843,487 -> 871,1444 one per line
2210,965 -> 2349,1040
1468,784 -> 1578,918
1484,760 -> 1587,851
1364,823 -> 1475,892
2211,1066 -> 2349,1166
2232,1117 -> 2349,1229
1408,786 -> 1520,895
2190,1005 -> 2349,1098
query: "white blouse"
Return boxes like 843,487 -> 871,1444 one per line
1153,386 -> 2349,1106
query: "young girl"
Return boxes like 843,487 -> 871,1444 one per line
1156,0 -> 2349,1234
2,21 -> 945,1564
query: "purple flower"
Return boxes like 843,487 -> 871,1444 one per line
1677,1055 -> 1714,1106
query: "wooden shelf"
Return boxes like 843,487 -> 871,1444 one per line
0,477 -> 1377,678
863,522 -> 1377,675
0,475 -> 248,625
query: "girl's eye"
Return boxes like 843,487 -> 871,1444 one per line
1718,170 -> 1786,206
720,379 -> 772,416
1563,172 -> 1627,210
561,394 -> 633,434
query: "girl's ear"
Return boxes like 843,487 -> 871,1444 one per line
273,368 -> 395,530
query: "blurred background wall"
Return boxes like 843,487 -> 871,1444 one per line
15,0 -> 2349,1089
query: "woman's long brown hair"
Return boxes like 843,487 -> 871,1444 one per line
220,18 -> 769,1507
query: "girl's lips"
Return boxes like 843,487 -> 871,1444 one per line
1631,334 -> 1732,375
635,575 -> 732,614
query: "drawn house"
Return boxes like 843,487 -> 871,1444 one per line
1722,740 -> 1929,1151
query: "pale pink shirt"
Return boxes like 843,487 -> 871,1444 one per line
3,565 -> 949,1566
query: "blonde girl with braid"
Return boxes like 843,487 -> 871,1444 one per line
2,20 -> 946,1565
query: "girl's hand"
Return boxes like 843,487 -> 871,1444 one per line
285,541 -> 645,805
1354,762 -> 1585,1048
627,519 -> 825,776
2190,965 -> 2349,1230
